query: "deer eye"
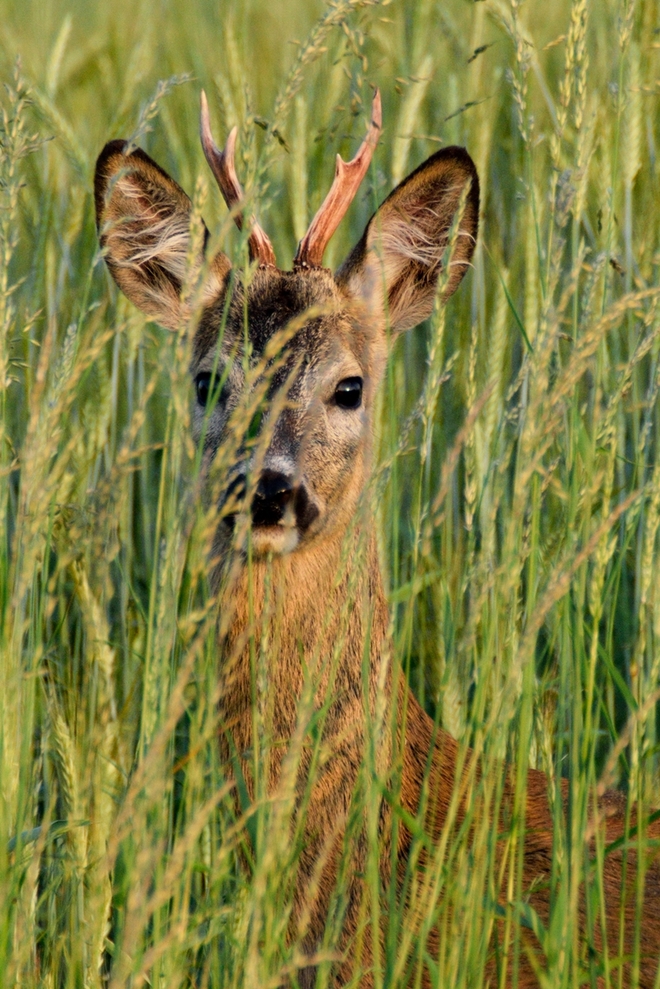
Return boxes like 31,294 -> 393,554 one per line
195,371 -> 227,408
334,376 -> 363,410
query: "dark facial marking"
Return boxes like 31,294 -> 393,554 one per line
293,485 -> 320,532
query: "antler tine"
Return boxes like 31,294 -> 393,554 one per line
200,90 -> 276,267
294,89 -> 382,270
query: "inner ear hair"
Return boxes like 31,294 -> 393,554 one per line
337,146 -> 479,334
94,141 -> 217,330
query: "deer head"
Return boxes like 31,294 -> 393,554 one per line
94,92 -> 479,560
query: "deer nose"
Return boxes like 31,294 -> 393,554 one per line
252,470 -> 294,526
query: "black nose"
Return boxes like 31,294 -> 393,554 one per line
252,470 -> 294,526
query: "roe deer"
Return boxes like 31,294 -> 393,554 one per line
94,90 -> 660,988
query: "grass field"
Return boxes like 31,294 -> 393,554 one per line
1,0 -> 659,985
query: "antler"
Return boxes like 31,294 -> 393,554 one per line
294,90 -> 382,270
200,91 -> 276,268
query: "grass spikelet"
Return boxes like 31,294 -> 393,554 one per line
570,0 -> 588,132
523,195 -> 539,345
482,270 -> 507,480
390,53 -> 433,186
624,43 -> 642,277
464,320 -> 478,536
289,95 -> 308,244
125,72 -> 193,154
47,703 -> 84,865
45,16 -> 73,100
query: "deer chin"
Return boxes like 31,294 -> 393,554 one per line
247,523 -> 300,556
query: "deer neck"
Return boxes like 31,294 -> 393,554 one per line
217,521 -> 391,766
215,517 -> 459,828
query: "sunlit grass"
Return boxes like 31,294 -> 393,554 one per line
0,0 -> 659,986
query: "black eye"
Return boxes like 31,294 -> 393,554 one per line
195,372 -> 227,408
334,376 -> 363,410
195,372 -> 212,407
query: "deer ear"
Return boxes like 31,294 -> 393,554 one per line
337,147 -> 479,334
94,141 -> 231,330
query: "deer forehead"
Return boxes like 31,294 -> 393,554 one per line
191,266 -> 376,379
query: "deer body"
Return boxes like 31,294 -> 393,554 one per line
218,524 -> 660,989
95,92 -> 660,987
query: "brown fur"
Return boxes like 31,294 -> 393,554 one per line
95,133 -> 660,987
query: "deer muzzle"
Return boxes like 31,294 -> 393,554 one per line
222,469 -> 320,553
251,469 -> 319,534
